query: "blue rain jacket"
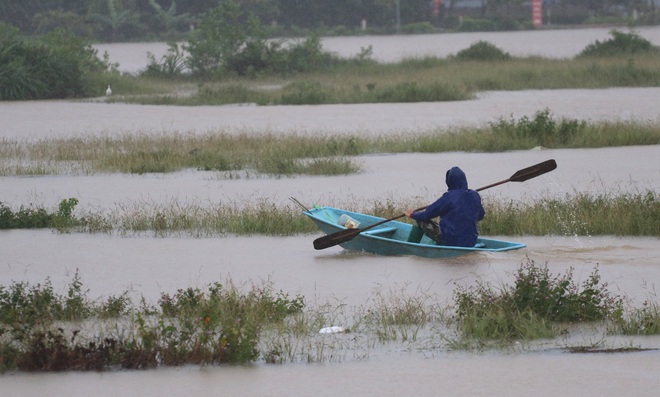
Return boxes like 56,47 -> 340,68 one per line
411,167 -> 485,247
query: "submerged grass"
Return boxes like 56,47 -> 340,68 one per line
2,190 -> 658,237
0,132 -> 365,176
1,261 -> 657,372
481,190 -> 660,237
1,112 -> 659,177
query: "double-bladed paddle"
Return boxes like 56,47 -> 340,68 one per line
312,159 -> 557,250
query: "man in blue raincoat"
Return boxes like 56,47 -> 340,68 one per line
404,166 -> 485,247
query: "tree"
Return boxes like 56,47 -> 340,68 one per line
185,0 -> 270,76
89,0 -> 142,42
148,0 -> 190,35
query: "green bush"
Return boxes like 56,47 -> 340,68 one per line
579,30 -> 655,57
454,260 -> 623,341
0,198 -> 79,230
185,1 -> 270,77
489,108 -> 586,147
0,24 -> 109,100
454,41 -> 511,61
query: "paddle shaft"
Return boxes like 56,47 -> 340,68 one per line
312,159 -> 557,250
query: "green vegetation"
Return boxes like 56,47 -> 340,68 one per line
1,190 -> 657,238
1,110 -> 658,177
579,30 -> 655,57
1,261 -> 657,372
3,25 -> 660,102
452,40 -> 512,61
0,274 -> 305,371
0,198 -> 80,231
482,190 -> 660,237
452,259 -> 622,343
0,24 -> 111,100
126,31 -> 660,106
612,300 -> 660,335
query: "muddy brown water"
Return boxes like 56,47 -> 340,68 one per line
2,27 -> 660,396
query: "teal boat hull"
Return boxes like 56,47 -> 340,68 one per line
305,206 -> 526,259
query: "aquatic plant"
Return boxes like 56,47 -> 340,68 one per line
0,264 -> 656,372
481,190 -> 659,237
1,116 -> 659,178
452,259 -> 623,342
0,275 -> 305,372
0,198 -> 80,230
610,299 -> 660,336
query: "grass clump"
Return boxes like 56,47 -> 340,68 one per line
357,285 -> 442,343
611,300 -> 660,336
0,198 -> 80,231
452,259 -> 623,343
481,190 -> 659,237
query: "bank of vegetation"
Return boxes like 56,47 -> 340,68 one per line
1,110 -> 659,178
1,186 -> 658,238
1,108 -> 658,237
2,3 -> 660,102
0,260 -> 657,372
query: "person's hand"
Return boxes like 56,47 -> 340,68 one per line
404,209 -> 414,218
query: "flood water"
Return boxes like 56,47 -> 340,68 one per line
2,27 -> 660,396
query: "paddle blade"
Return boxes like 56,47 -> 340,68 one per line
313,228 -> 362,250
509,159 -> 557,182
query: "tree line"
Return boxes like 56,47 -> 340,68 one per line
0,0 -> 656,42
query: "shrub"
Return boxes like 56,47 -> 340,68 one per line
185,1 -> 270,77
0,198 -> 79,230
579,30 -> 655,57
489,108 -> 586,147
454,41 -> 511,61
0,24 -> 109,100
454,260 -> 623,341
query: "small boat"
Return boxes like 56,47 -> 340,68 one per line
304,206 -> 526,259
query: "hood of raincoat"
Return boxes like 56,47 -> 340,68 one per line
445,167 -> 468,190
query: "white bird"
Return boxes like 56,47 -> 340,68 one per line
105,85 -> 112,96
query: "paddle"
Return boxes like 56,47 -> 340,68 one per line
312,159 -> 557,250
